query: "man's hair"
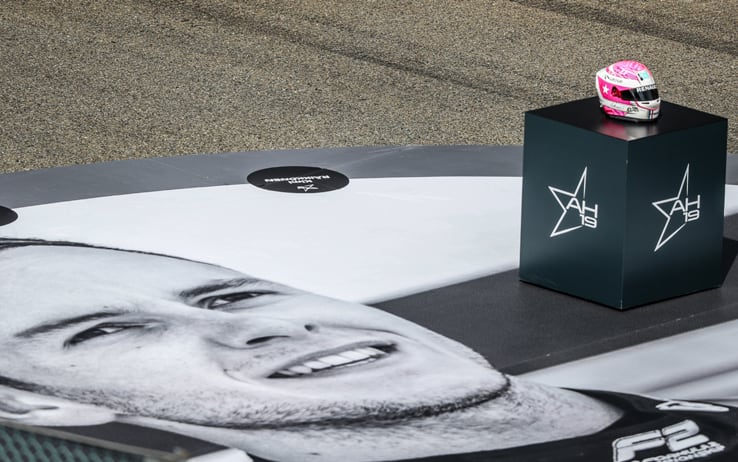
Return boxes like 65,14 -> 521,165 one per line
0,237 -> 205,263
0,237 -> 96,251
0,237 -> 169,256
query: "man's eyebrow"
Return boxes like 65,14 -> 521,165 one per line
178,278 -> 265,299
14,312 -> 126,339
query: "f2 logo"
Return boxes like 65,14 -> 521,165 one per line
612,420 -> 709,462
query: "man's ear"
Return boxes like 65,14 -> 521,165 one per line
0,386 -> 116,427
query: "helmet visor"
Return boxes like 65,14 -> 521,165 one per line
621,85 -> 659,102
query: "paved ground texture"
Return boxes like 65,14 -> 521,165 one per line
1,0 -> 736,173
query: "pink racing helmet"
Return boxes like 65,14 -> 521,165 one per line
595,60 -> 660,122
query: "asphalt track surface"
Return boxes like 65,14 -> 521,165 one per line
1,1 -> 736,173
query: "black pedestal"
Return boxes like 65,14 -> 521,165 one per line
519,97 -> 728,309
0,206 -> 17,226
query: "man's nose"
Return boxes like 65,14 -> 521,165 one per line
205,316 -> 318,349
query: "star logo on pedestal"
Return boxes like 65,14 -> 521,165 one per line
549,167 -> 598,237
652,164 -> 701,252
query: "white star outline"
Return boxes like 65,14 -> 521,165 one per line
549,167 -> 592,237
652,164 -> 699,252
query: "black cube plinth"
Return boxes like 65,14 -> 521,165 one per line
519,97 -> 728,309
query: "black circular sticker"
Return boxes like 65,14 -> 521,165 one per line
247,166 -> 349,194
0,206 -> 18,227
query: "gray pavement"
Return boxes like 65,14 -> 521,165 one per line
0,0 -> 736,173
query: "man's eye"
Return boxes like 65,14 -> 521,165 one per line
200,291 -> 274,309
65,324 -> 141,347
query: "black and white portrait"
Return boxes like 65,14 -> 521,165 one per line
1,174 -> 738,461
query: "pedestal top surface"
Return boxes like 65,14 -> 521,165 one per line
527,97 -> 727,142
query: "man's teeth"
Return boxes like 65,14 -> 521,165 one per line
274,347 -> 388,378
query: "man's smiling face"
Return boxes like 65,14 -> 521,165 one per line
0,245 -> 508,429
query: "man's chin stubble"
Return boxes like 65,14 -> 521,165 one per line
190,374 -> 513,431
